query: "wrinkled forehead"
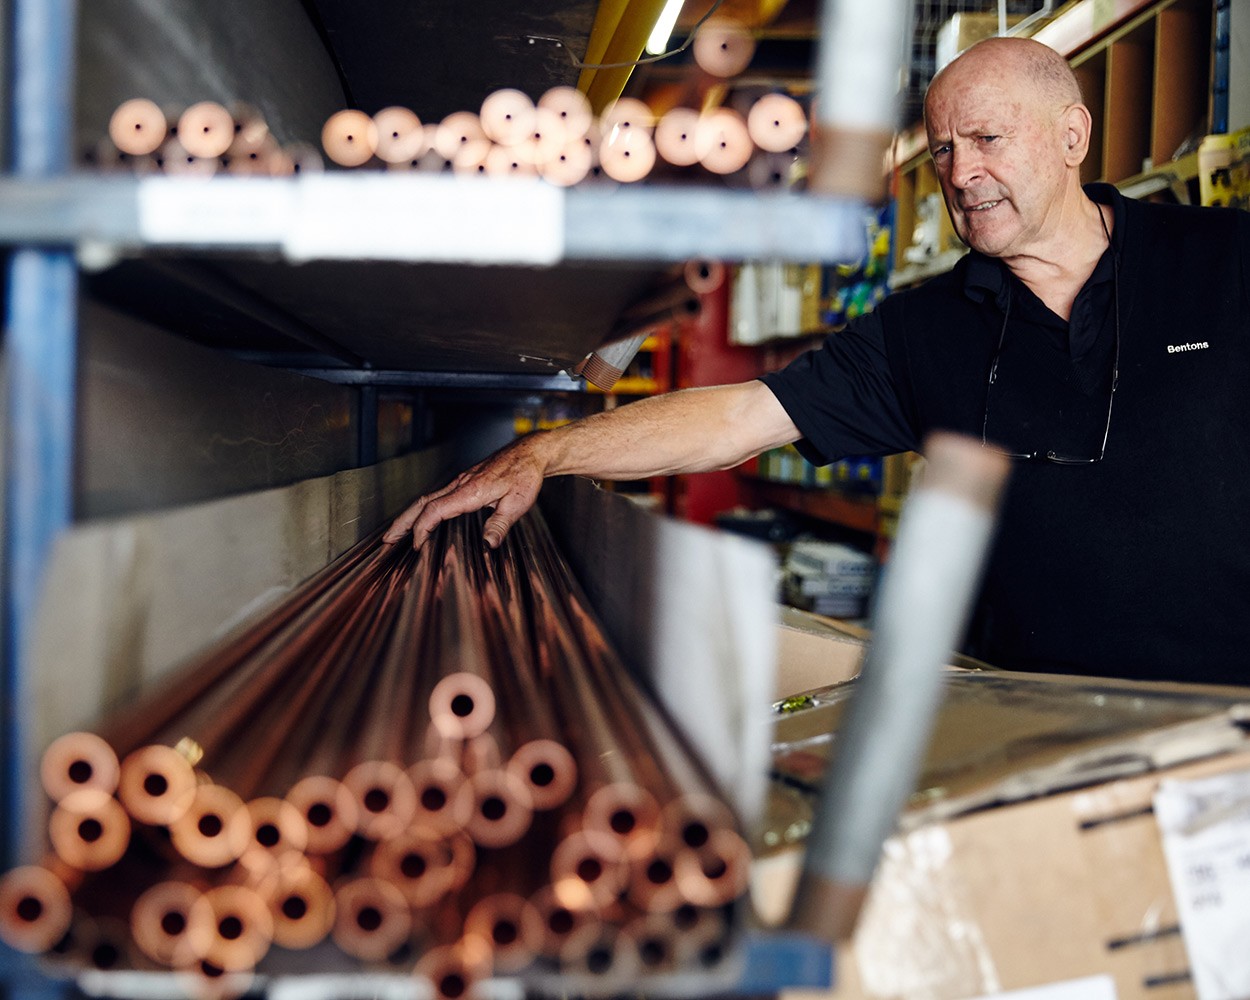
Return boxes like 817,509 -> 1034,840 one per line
924,66 -> 1042,138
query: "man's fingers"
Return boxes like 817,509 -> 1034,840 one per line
383,498 -> 428,543
481,490 -> 537,549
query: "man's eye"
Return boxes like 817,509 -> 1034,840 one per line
931,144 -> 951,158
979,135 -> 999,143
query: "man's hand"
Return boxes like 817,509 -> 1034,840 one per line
383,435 -> 548,549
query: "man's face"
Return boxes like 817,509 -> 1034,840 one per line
924,60 -> 1070,259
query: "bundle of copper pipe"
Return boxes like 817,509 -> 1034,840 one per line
1,510 -> 745,994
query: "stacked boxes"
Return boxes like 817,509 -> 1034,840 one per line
782,539 -> 875,619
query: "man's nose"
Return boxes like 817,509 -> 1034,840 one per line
949,144 -> 982,188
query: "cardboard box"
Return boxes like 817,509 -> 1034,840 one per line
756,635 -> 1250,1000
936,13 -> 1026,72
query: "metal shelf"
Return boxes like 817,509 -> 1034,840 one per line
0,174 -> 871,266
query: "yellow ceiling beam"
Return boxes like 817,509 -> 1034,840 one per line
579,0 -> 673,114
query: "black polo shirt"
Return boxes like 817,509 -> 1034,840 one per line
760,185 -> 1250,686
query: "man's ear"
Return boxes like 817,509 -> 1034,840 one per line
1061,102 -> 1093,167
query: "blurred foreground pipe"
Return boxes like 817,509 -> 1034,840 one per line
787,432 -> 1009,941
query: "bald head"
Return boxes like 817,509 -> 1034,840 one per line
925,37 -> 1082,122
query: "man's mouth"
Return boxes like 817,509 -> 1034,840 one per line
964,199 -> 1002,213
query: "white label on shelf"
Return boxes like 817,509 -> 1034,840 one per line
137,177 -> 296,245
283,174 -> 565,265
1155,768 -> 1250,1000
968,976 -> 1117,1000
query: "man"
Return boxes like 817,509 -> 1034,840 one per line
387,37 -> 1250,686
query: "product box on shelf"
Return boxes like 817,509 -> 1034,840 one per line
755,641 -> 1250,1000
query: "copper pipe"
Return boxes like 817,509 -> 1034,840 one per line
654,107 -> 703,167
77,915 -> 135,972
463,768 -> 533,849
538,138 -> 592,187
117,745 -> 199,826
548,828 -> 629,910
369,827 -> 469,909
683,258 -> 725,294
372,106 -> 426,164
598,123 -> 656,183
558,922 -> 641,984
479,88 -> 537,146
483,144 -> 538,178
283,775 -> 358,856
283,141 -> 325,175
747,92 -> 808,153
252,863 -> 335,950
528,882 -> 602,961
177,102 -> 236,159
40,731 -> 120,802
174,960 -> 256,1000
434,112 -> 488,161
626,841 -> 686,914
321,109 -> 378,167
450,138 -> 492,177
624,910 -> 682,973
342,759 -> 418,842
401,758 -> 473,837
599,98 -> 656,136
696,108 -> 753,175
158,136 -> 219,177
0,865 -> 73,953
414,939 -> 491,1000
330,876 -> 412,963
199,884 -> 273,973
48,789 -> 131,872
237,796 -> 308,870
674,828 -> 751,907
538,86 -> 593,140
169,783 -> 252,869
692,19 -> 756,77
524,107 -> 569,166
130,880 -> 216,968
463,890 -> 542,973
108,98 -> 168,156
747,149 -> 802,190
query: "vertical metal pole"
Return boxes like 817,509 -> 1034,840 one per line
3,0 -> 78,875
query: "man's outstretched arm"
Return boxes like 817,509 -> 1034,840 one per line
384,379 -> 801,549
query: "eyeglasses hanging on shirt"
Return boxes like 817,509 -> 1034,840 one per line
981,208 -> 1121,464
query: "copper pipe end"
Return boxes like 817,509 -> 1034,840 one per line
693,20 -> 756,78
538,139 -> 592,187
369,827 -> 466,909
200,884 -> 273,972
175,958 -> 258,1000
48,789 -> 131,872
661,793 -> 736,853
525,107 -> 569,165
627,843 -> 686,913
558,923 -> 640,984
284,774 -> 359,855
654,108 -> 703,167
343,760 -> 418,841
373,106 -> 427,164
405,758 -> 475,836
414,940 -> 490,1000
108,98 -> 168,157
538,86 -> 593,141
156,136 -> 219,177
549,830 -> 628,909
449,137 -> 493,177
118,745 -> 198,825
483,144 -> 538,178
78,915 -> 135,972
321,109 -> 379,167
177,102 -> 236,159
0,865 -> 73,953
283,141 -> 325,175
434,112 -> 488,162
444,831 -> 477,893
169,784 -> 252,869
669,903 -> 728,966
528,883 -> 601,960
331,876 -> 412,963
464,769 -> 533,849
429,673 -> 497,741
747,150 -> 800,190
583,782 -> 662,860
464,891 -> 543,973
480,88 -> 537,146
747,93 -> 808,153
624,911 -> 681,973
41,732 -> 120,802
131,880 -> 216,968
240,796 -> 309,866
255,864 -> 335,950
696,108 -> 753,175
506,738 -> 577,812
599,98 -> 656,136
675,828 -> 752,907
598,127 -> 656,183
683,258 -> 725,294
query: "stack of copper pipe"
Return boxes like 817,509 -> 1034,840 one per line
0,509 -> 748,997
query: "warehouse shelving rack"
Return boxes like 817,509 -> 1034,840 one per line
0,0 -> 938,996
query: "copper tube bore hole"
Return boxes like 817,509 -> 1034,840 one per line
363,788 -> 390,813
548,909 -> 573,934
218,916 -> 243,940
256,823 -> 281,847
647,860 -> 673,885
674,904 -> 698,930
703,858 -> 728,880
201,960 -> 225,978
700,942 -> 724,967
587,947 -> 612,973
78,819 -> 104,843
16,896 -> 43,922
143,773 -> 168,797
683,822 -> 710,849
198,814 -> 224,838
282,896 -> 308,921
492,920 -> 518,945
421,787 -> 447,811
481,796 -> 506,821
68,760 -> 93,784
450,695 -> 474,718
641,939 -> 667,966
576,858 -> 602,883
610,809 -> 635,834
92,943 -> 121,969
306,802 -> 332,827
401,853 -> 427,879
441,973 -> 467,999
356,906 -> 382,932
530,764 -> 555,787
161,911 -> 187,936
